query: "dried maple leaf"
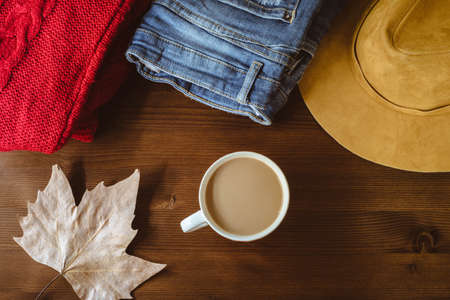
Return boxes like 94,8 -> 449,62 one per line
14,165 -> 166,300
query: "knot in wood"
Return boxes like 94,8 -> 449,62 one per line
415,231 -> 435,254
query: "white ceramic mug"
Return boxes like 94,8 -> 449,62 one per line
180,151 -> 289,242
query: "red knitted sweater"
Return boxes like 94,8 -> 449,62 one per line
0,0 -> 146,153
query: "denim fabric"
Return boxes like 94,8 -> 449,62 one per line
126,0 -> 339,125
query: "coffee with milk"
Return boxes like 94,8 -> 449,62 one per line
205,158 -> 283,236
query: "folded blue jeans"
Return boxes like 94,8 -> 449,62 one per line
126,0 -> 339,125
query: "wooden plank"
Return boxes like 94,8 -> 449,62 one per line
4,209 -> 450,253
3,248 -> 450,299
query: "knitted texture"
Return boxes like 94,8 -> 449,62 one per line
0,0 -> 147,153
0,0 -> 55,89
70,1 -> 152,143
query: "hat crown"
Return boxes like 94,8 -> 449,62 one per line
355,0 -> 450,112
393,1 -> 450,54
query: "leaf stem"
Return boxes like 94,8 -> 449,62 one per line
35,273 -> 63,300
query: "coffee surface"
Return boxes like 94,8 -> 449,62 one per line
205,158 -> 283,236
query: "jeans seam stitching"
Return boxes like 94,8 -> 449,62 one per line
136,28 -> 248,74
232,0 -> 292,12
237,61 -> 262,104
252,103 -> 266,110
169,0 -> 294,59
220,36 -> 294,70
139,66 -> 266,119
130,52 -> 269,110
155,0 -> 295,64
130,50 -> 246,102
134,29 -> 281,85
279,87 -> 289,100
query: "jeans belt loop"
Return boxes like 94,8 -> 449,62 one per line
236,61 -> 263,105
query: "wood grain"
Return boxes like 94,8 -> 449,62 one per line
2,73 -> 450,299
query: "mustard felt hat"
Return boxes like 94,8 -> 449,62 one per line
299,0 -> 450,172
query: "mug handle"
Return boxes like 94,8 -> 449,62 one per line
180,210 -> 208,233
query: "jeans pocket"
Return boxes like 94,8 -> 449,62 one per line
215,0 -> 301,23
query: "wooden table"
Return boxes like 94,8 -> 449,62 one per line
2,73 -> 450,299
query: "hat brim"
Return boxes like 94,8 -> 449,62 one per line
299,0 -> 450,172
